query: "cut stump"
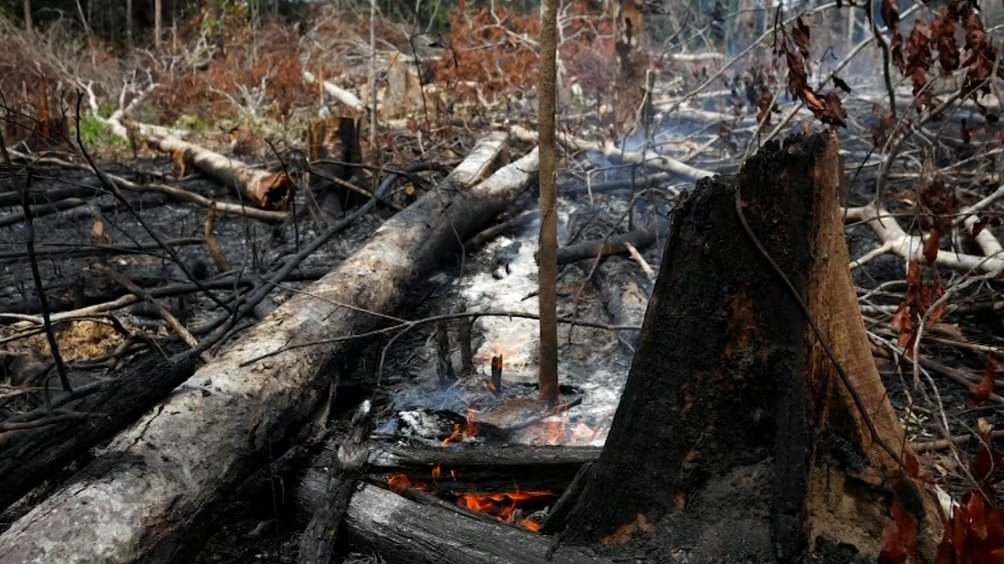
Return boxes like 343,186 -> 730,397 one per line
557,133 -> 943,562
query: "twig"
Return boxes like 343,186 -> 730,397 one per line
0,128 -> 72,392
238,310 -> 641,369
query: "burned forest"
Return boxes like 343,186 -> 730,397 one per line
1,0 -> 1003,562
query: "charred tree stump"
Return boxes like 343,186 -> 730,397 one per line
557,133 -> 942,562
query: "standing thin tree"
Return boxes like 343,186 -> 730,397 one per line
537,0 -> 559,408
22,0 -> 32,32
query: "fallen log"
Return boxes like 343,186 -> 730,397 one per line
556,220 -> 667,265
556,133 -> 943,562
297,443 -> 601,518
147,135 -> 295,211
303,71 -> 366,116
297,401 -> 374,564
343,483 -> 610,564
511,125 -> 713,182
0,133 -> 533,563
0,352 -> 197,511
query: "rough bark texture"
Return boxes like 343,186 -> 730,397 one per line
0,134 -> 534,564
537,0 -> 559,407
558,133 -> 941,562
0,352 -> 196,511
148,135 -> 294,210
343,484 -> 610,564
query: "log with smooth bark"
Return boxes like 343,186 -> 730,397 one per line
148,135 -> 295,210
0,133 -> 533,564
556,133 -> 942,562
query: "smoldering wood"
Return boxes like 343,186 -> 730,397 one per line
0,134 -> 533,563
297,443 -> 600,519
342,483 -> 611,564
556,220 -> 667,265
297,401 -> 374,564
556,133 -> 943,562
0,352 -> 197,511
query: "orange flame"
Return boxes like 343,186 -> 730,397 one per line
441,409 -> 479,446
387,473 -> 428,493
521,518 -> 542,532
432,464 -> 441,479
387,473 -> 411,493
455,488 -> 551,531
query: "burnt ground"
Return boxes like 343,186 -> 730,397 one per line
2,98 -> 1003,561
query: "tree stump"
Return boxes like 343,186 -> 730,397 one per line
557,133 -> 943,562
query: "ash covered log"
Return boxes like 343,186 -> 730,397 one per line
148,135 -> 294,210
343,483 -> 610,564
554,133 -> 943,562
0,133 -> 532,563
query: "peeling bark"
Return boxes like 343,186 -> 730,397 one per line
148,136 -> 295,210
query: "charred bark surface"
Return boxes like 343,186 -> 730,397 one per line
558,133 -> 940,562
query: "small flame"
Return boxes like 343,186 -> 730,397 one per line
455,488 -> 551,531
432,464 -> 441,479
521,518 -> 542,532
441,409 -> 479,446
388,473 -> 412,493
387,473 -> 428,493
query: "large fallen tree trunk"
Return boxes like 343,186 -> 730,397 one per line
147,135 -> 295,210
0,352 -> 197,511
0,133 -> 534,563
554,133 -> 943,562
343,483 -> 610,563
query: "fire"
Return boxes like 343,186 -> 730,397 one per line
432,464 -> 441,479
455,488 -> 551,530
387,473 -> 412,493
521,518 -> 542,532
441,409 -> 479,446
387,473 -> 428,493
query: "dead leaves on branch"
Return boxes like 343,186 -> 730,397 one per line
777,16 -> 847,128
884,0 -> 999,112
891,262 -> 945,355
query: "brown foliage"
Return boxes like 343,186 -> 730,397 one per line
151,22 -> 311,124
776,16 -> 846,128
433,2 -> 541,104
891,262 -> 945,354
937,492 -> 1004,563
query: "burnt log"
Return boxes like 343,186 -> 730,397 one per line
556,133 -> 943,562
297,401 -> 374,564
0,352 -> 196,511
342,483 -> 610,564
556,220 -> 667,265
296,443 -> 601,519
0,133 -> 531,563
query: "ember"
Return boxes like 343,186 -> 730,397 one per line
441,409 -> 478,446
456,489 -> 552,527
387,473 -> 430,494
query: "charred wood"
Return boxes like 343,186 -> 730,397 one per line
0,134 -> 533,563
556,220 -> 667,265
342,484 -> 610,564
0,351 -> 197,511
